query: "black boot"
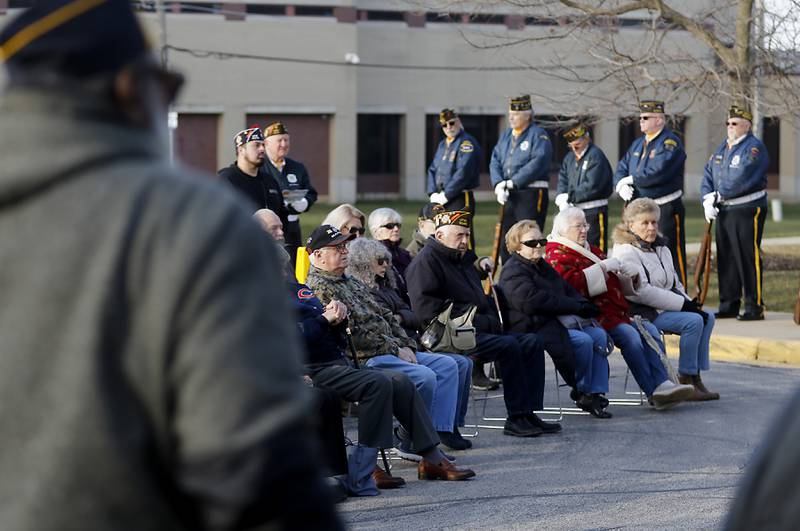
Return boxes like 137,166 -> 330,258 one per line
471,361 -> 500,391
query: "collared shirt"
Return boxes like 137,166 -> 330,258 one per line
270,158 -> 285,172
727,134 -> 747,149
645,127 -> 664,144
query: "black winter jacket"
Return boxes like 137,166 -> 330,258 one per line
370,276 -> 423,341
406,236 -> 501,334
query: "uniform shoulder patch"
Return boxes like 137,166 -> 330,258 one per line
297,287 -> 315,299
460,140 -> 474,153
664,139 -> 678,147
750,147 -> 760,157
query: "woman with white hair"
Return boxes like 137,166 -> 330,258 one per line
346,237 -> 473,452
612,198 -> 718,400
546,207 -> 695,410
368,207 -> 413,281
322,203 -> 366,238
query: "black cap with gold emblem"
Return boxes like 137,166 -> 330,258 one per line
639,100 -> 665,114
563,124 -> 588,142
265,122 -> 289,137
434,210 -> 471,229
729,105 -> 753,122
439,108 -> 458,124
509,95 -> 532,112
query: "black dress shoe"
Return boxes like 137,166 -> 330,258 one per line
526,413 -> 562,433
577,394 -> 613,419
471,369 -> 500,391
503,416 -> 543,437
714,310 -> 739,318
453,427 -> 473,449
737,310 -> 764,321
437,431 -> 470,451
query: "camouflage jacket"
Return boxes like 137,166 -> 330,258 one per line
306,266 -> 417,360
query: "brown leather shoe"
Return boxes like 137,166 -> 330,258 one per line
418,458 -> 476,481
693,374 -> 720,400
372,466 -> 406,489
678,374 -> 718,401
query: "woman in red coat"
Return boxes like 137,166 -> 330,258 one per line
545,207 -> 694,410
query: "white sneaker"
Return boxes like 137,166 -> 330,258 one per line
651,380 -> 695,409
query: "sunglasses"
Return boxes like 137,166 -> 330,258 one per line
726,121 -> 744,126
442,120 -> 457,128
522,239 -> 548,248
381,223 -> 402,230
376,257 -> 388,265
348,226 -> 366,235
639,116 -> 652,121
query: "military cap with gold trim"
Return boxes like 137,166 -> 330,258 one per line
729,105 -> 753,122
439,108 -> 458,124
234,126 -> 265,148
434,210 -> 471,229
639,100 -> 665,114
265,122 -> 289,137
509,95 -> 532,112
419,203 -> 445,221
563,124 -> 588,142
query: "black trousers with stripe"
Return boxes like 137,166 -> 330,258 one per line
657,198 -> 687,288
443,190 -> 476,249
583,205 -> 609,254
716,201 -> 767,314
499,187 -> 549,263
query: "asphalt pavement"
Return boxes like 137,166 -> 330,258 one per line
338,355 -> 800,530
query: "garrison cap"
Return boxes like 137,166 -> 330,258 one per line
563,124 -> 588,142
234,126 -> 265,148
265,122 -> 289,137
306,225 -> 355,252
509,95 -> 532,112
418,203 -> 444,221
434,210 -> 471,229
639,100 -> 665,114
0,0 -> 150,77
439,108 -> 458,124
729,105 -> 753,122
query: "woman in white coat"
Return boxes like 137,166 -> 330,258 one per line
612,198 -> 719,400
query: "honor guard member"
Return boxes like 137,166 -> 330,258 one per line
219,126 -> 289,227
263,121 -> 318,259
427,109 -> 481,248
490,95 -> 553,262
615,100 -> 688,286
701,106 -> 769,321
555,124 -> 613,252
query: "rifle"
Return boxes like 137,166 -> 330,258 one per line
485,203 -> 505,295
693,220 -> 713,306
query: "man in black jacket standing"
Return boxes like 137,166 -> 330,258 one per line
405,210 -> 559,437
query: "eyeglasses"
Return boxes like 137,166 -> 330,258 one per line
726,121 -> 744,126
381,223 -> 402,230
522,239 -> 548,248
569,223 -> 591,231
348,226 -> 366,235
322,243 -> 349,254
376,257 -> 388,265
442,120 -> 457,128
639,116 -> 652,121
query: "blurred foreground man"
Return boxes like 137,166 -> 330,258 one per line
0,1 -> 340,529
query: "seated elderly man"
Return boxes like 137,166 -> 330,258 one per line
305,225 -> 477,462
253,208 -> 285,243
406,210 -> 558,438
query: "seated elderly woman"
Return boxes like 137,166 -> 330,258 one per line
612,198 -> 719,401
368,207 -> 413,281
498,219 -> 612,418
346,237 -> 474,452
546,207 -> 695,410
322,203 -> 367,238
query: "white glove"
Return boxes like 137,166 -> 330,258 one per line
702,192 -> 719,222
505,180 -> 515,190
555,193 -> 570,211
494,182 -> 506,195
429,192 -> 448,204
616,176 -> 634,201
289,197 -> 309,213
599,257 -> 620,273
616,260 -> 640,277
495,188 -> 509,205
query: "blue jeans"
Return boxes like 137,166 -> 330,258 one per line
365,351 -> 461,432
653,311 -> 715,375
441,353 -> 472,427
568,327 -> 609,394
607,321 -> 668,396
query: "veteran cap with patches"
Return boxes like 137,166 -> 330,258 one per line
729,105 -> 753,122
265,122 -> 289,137
234,126 -> 265,148
563,124 -> 588,142
439,108 -> 458,124
1,0 -> 150,77
639,100 -> 665,114
434,210 -> 471,229
306,224 -> 355,252
509,95 -> 532,112
419,203 -> 445,221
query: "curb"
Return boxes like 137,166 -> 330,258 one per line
665,335 -> 800,367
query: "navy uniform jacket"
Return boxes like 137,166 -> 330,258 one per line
701,133 -> 769,205
264,158 -> 318,216
490,123 -> 553,188
426,130 -> 481,198
557,143 -> 613,204
291,281 -> 349,366
614,128 -> 686,199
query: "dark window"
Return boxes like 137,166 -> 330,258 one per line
525,16 -> 559,26
618,115 -> 686,160
425,114 -> 501,190
762,117 -> 780,189
294,6 -> 334,17
173,2 -> 220,15
364,10 -> 406,22
467,13 -> 505,24
357,114 -> 400,194
426,12 -> 458,23
246,4 -> 286,15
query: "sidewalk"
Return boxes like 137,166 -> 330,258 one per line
665,310 -> 800,366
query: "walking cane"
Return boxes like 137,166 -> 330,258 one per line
485,203 -> 505,295
485,271 -> 504,331
345,325 -> 393,476
693,220 -> 713,306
